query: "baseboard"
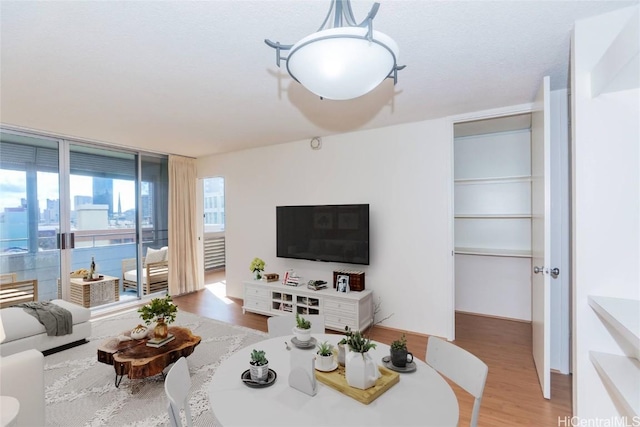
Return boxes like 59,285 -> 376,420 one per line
369,324 -> 433,339
455,310 -> 531,324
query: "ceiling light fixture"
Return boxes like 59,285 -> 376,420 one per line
265,0 -> 405,101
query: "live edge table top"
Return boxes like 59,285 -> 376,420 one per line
97,326 -> 201,381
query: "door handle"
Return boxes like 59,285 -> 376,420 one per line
550,268 -> 560,278
533,266 -> 544,274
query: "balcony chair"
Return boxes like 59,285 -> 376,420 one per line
122,246 -> 168,295
0,279 -> 38,308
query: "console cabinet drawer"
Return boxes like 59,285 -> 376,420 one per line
325,313 -> 358,331
245,285 -> 269,299
244,297 -> 270,312
324,298 -> 356,314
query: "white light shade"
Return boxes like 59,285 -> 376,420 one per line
287,27 -> 399,100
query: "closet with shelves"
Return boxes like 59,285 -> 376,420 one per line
454,114 -> 533,321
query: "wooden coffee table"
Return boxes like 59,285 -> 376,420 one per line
97,326 -> 201,387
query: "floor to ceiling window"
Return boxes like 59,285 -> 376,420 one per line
203,177 -> 225,271
0,128 -> 168,308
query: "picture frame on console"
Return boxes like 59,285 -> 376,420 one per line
336,275 -> 350,293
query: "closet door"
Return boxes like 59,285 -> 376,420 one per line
531,75 -> 551,399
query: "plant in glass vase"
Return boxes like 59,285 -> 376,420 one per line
249,257 -> 266,280
138,295 -> 178,339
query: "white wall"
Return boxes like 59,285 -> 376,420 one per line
572,5 -> 639,419
197,119 -> 455,338
455,254 -> 532,320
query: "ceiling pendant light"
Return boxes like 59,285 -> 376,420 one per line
265,0 -> 405,101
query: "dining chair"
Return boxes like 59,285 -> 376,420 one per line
426,336 -> 488,427
267,313 -> 326,337
164,357 -> 193,427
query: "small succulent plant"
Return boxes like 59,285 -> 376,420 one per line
390,334 -> 407,351
250,349 -> 268,366
295,312 -> 311,330
316,341 -> 333,357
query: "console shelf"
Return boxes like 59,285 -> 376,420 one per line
243,280 -> 373,332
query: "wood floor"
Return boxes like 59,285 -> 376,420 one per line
173,270 -> 572,427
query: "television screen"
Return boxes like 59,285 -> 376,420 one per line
276,204 -> 370,265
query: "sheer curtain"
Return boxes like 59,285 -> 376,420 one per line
168,155 -> 201,295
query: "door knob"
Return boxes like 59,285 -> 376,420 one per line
533,266 -> 544,274
550,268 -> 560,278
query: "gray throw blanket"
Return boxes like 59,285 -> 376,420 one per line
16,301 -> 73,336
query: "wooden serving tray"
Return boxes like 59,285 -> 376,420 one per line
315,364 -> 399,404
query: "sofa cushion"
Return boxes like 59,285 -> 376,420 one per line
144,247 -> 166,266
124,268 -> 150,284
0,299 -> 91,343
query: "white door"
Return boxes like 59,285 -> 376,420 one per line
531,76 -> 551,399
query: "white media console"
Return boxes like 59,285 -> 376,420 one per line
243,280 -> 373,332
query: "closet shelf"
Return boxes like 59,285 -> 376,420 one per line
588,296 -> 640,352
455,214 -> 531,219
454,176 -> 531,185
454,247 -> 532,258
590,351 -> 640,417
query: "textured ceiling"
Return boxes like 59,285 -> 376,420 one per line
0,0 -> 636,158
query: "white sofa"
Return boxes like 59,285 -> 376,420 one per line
0,349 -> 45,426
0,299 -> 91,357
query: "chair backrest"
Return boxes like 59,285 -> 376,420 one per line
0,273 -> 16,284
267,313 -> 326,337
164,357 -> 193,427
426,336 -> 488,427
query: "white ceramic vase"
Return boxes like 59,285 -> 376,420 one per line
130,324 -> 148,340
337,343 -> 346,366
345,349 -> 380,390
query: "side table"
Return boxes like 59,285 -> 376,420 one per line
69,275 -> 119,308
0,395 -> 20,427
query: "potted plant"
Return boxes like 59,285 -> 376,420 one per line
390,333 -> 414,368
343,327 -> 379,390
249,257 -> 265,280
138,295 -> 178,339
249,349 -> 269,382
293,312 -> 312,342
316,341 -> 335,371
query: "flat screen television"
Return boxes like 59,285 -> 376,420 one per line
276,204 -> 370,265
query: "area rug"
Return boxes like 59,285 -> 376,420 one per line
44,309 -> 267,427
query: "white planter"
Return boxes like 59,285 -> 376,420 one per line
345,350 -> 380,390
293,326 -> 311,342
316,353 -> 335,371
250,361 -> 269,382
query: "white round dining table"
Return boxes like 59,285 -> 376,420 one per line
208,333 -> 459,426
